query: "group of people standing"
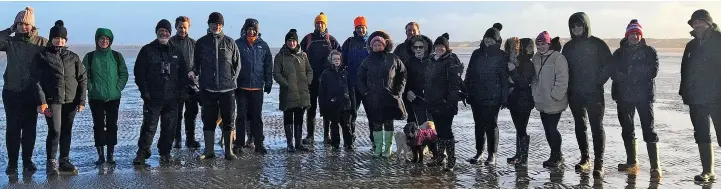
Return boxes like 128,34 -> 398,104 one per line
2,6 -> 721,183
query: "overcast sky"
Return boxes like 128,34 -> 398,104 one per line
1,1 -> 719,46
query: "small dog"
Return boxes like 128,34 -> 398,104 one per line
395,121 -> 435,163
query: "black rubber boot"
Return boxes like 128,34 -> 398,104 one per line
295,124 -> 311,152
106,145 -> 116,165
284,124 -> 295,152
647,142 -> 662,182
444,139 -> 456,172
515,135 -> 530,167
95,146 -> 105,165
694,143 -> 715,182
427,140 -> 446,167
199,131 -> 216,160
223,130 -> 237,160
617,139 -> 638,173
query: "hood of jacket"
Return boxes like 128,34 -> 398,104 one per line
405,34 -> 434,57
367,30 -> 394,53
568,12 -> 592,39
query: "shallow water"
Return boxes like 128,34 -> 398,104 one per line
0,47 -> 717,188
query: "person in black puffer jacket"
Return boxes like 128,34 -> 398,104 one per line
562,12 -> 613,176
402,34 -> 434,124
170,16 -> 201,150
611,19 -> 661,181
505,37 -> 535,167
357,31 -> 407,159
191,12 -> 242,161
422,33 -> 464,172
133,19 -> 189,166
319,50 -> 356,150
34,20 -> 86,175
300,12 -> 342,146
466,24 -> 509,165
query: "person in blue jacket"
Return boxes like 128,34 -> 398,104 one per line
341,16 -> 370,150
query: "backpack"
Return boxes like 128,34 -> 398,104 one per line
304,33 -> 332,52
86,50 -> 122,80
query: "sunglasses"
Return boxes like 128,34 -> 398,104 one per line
412,46 -> 425,49
570,23 -> 583,28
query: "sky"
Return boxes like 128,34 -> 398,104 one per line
1,1 -> 720,46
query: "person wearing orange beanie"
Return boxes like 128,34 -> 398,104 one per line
341,16 -> 370,151
300,12 -> 342,147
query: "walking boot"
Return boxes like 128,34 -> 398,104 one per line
223,130 -> 237,160
372,131 -> 384,158
199,131 -> 216,160
647,142 -> 662,182
133,152 -> 146,165
515,135 -> 530,167
507,135 -> 522,164
22,161 -> 37,173
593,159 -> 604,178
46,159 -> 59,175
284,124 -> 295,152
618,139 -> 639,173
695,143 -> 715,182
95,146 -> 106,165
58,157 -> 78,174
295,124 -> 312,152
444,139 -> 457,172
382,131 -> 394,158
575,154 -> 591,170
543,152 -> 565,168
159,154 -> 173,165
106,145 -> 116,165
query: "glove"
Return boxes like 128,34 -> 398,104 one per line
407,91 -> 416,102
264,85 -> 272,94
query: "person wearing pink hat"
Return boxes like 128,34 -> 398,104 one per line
531,31 -> 568,168
0,6 -> 49,175
611,19 -> 662,181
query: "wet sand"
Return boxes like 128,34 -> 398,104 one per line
0,48 -> 716,189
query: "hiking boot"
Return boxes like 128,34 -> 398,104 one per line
575,154 -> 590,170
159,155 -> 173,165
593,159 -> 604,178
46,159 -> 59,175
543,153 -> 565,168
58,157 -> 78,174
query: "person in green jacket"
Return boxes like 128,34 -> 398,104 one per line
82,28 -> 128,166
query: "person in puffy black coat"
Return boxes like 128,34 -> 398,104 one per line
133,19 -> 189,166
422,33 -> 464,172
34,20 -> 86,175
402,34 -> 434,123
611,19 -> 661,181
466,24 -> 509,165
319,50 -> 356,150
505,37 -> 535,167
357,31 -> 407,158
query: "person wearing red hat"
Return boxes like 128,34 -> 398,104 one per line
681,9 -> 721,182
610,19 -> 662,181
300,12 -> 342,147
531,31 -> 568,168
340,16 -> 370,151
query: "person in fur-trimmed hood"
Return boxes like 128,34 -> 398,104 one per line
421,33 -> 464,172
402,34 -> 434,124
34,20 -> 87,175
357,30 -> 407,158
680,9 -> 721,182
562,12 -> 613,177
505,37 -> 535,167
466,24 -> 509,166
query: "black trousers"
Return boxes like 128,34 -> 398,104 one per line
3,89 -> 38,163
137,99 -> 179,156
235,89 -> 264,146
511,109 -> 531,137
541,112 -> 563,154
329,110 -> 353,147
371,120 -> 394,132
45,103 -> 78,159
201,91 -> 235,131
432,113 -> 455,140
569,101 -> 605,158
470,104 -> 501,154
307,81 -> 319,138
284,107 -> 306,126
689,103 -> 721,145
89,99 -> 120,147
617,101 -> 658,143
175,96 -> 199,142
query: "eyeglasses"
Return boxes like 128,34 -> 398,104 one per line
412,46 -> 425,49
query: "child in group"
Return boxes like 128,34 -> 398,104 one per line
319,50 -> 356,150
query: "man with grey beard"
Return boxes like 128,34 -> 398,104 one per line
133,19 -> 189,165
